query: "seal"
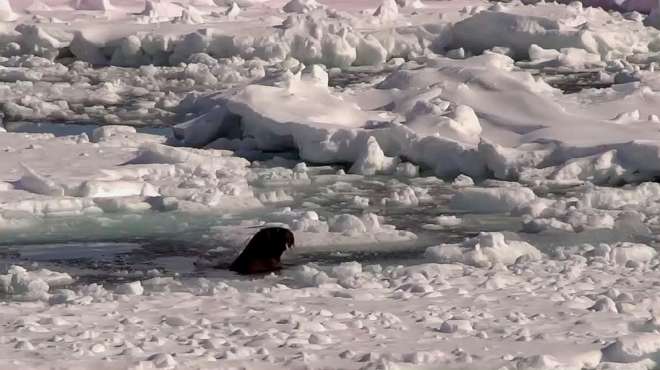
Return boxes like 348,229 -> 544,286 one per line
228,227 -> 295,275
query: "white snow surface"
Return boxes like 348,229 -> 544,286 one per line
3,0 -> 660,369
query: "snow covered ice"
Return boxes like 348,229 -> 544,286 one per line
5,0 -> 660,369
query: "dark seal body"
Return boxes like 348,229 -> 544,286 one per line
229,227 -> 295,275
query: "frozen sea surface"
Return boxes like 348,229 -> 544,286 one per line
4,0 -> 660,369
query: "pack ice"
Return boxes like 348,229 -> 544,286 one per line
1,0 -> 660,369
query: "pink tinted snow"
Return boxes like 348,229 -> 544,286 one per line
7,0 -> 660,13
583,0 -> 657,13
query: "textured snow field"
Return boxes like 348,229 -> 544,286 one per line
4,0 -> 660,369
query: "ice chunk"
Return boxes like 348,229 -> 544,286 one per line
451,12 -> 598,59
49,289 -> 77,305
291,211 -> 329,233
131,143 -> 245,170
581,183 -> 660,210
147,353 -> 177,368
374,0 -> 399,23
226,81 -> 370,163
251,166 -> 311,187
425,232 -> 542,267
452,174 -> 474,187
73,0 -> 113,11
529,44 -> 561,61
438,320 -> 473,334
0,0 -> 17,22
449,186 -> 536,214
329,214 -> 367,235
349,137 -> 396,176
382,185 -> 419,207
91,125 -> 137,143
69,31 -> 109,66
522,217 -> 574,233
173,7 -> 205,25
355,35 -> 388,66
283,0 -> 324,14
220,0 -> 269,7
395,162 -> 419,177
610,242 -> 657,266
301,64 -> 329,87
321,33 -> 357,68
16,164 -> 65,196
549,150 -> 629,186
225,2 -> 241,18
173,106 -> 237,147
590,296 -> 618,313
3,197 -> 96,217
361,213 -> 381,231
602,334 -> 660,363
27,270 -> 73,287
332,262 -> 362,281
516,355 -> 581,370
289,265 -> 332,287
116,281 -> 144,296
140,0 -> 185,19
25,1 -> 52,12
396,0 -> 425,8
433,215 -> 462,227
16,25 -> 63,60
0,265 -> 74,302
443,105 -> 482,144
80,181 -> 159,198
98,164 -> 176,182
258,189 -> 294,203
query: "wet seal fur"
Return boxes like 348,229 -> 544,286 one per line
229,227 -> 295,275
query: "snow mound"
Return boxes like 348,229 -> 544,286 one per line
602,334 -> 660,363
220,0 -> 269,6
72,0 -> 113,11
397,0 -> 425,8
578,0 -> 657,13
225,2 -> 241,18
580,183 -> 660,210
328,214 -> 369,235
549,150 -> 629,186
91,125 -> 136,143
172,7 -> 206,24
610,242 -> 657,266
173,106 -> 236,147
140,0 -> 185,20
349,136 -> 397,176
26,1 -> 53,12
0,0 -> 17,21
226,80 -> 373,163
132,143 -> 245,168
450,11 -> 596,59
374,0 -> 399,23
80,180 -> 159,198
16,164 -> 65,196
283,0 -> 325,14
425,232 -> 542,267
0,265 -> 74,302
116,281 -> 144,295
